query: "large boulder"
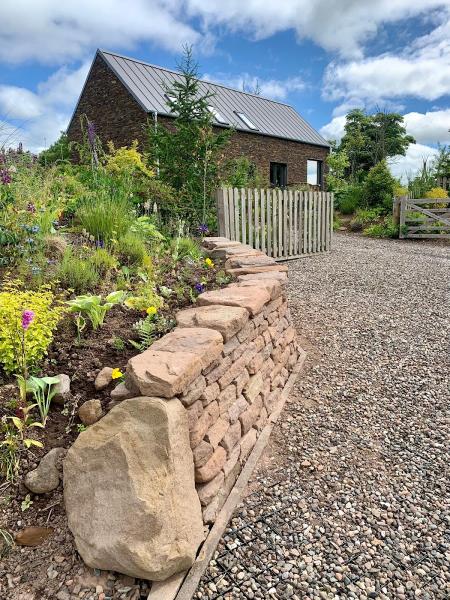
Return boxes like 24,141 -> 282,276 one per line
63,397 -> 204,581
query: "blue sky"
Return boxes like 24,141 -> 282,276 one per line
1,1 -> 449,179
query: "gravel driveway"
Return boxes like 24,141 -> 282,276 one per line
197,234 -> 449,600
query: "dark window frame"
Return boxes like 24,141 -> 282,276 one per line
270,162 -> 288,188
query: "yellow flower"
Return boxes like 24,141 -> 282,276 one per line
111,368 -> 123,380
146,306 -> 157,316
205,257 -> 214,268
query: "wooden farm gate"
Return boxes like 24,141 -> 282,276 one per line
394,196 -> 450,240
216,187 -> 334,259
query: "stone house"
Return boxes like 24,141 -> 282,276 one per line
67,50 -> 330,188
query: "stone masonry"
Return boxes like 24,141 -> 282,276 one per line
125,237 -> 300,525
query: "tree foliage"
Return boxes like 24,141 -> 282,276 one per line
147,46 -> 232,227
339,109 -> 415,179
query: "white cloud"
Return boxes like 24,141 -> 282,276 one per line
403,109 -> 450,145
0,0 -> 199,64
203,72 -> 305,100
0,62 -> 90,152
324,9 -> 450,104
186,0 -> 448,58
389,143 -> 439,181
319,115 -> 346,142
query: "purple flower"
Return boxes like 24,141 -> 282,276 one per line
87,120 -> 96,146
194,282 -> 205,294
95,239 -> 104,248
197,223 -> 209,235
0,169 -> 11,185
21,310 -> 35,330
27,202 -> 36,213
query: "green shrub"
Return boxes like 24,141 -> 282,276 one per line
0,281 -> 65,374
363,215 -> 399,238
57,249 -> 100,293
89,248 -> 118,274
363,160 -> 396,209
338,185 -> 364,214
170,237 -> 202,261
115,233 -> 148,267
77,195 -> 133,244
349,207 -> 383,231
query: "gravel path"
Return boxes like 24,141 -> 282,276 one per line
197,234 -> 449,600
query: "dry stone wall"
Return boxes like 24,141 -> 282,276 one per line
125,237 -> 300,525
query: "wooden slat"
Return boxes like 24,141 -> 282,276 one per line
267,189 -> 272,257
223,188 -> 231,238
303,192 -> 308,253
317,191 -> 323,252
399,197 -> 406,239
293,191 -> 298,255
283,189 -> 288,258
260,189 -> 266,253
241,188 -> 247,245
278,189 -> 283,258
229,188 -> 236,241
254,188 -> 260,250
407,233 -> 450,239
407,225 -> 450,232
272,189 -> 278,257
299,191 -> 303,254
308,191 -> 313,253
235,188 -> 241,241
313,192 -> 318,252
247,188 -> 253,247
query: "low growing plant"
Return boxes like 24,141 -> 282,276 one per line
57,249 -> 100,293
0,282 -> 65,375
27,375 -> 60,426
67,290 -> 127,332
130,313 -> 175,351
363,215 -> 399,238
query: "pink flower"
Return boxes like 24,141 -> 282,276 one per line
21,310 -> 35,330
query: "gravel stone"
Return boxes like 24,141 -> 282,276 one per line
197,235 -> 450,600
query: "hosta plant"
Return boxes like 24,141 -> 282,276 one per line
67,290 -> 127,332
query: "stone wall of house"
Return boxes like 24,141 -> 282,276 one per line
124,237 -> 300,524
66,54 -> 328,186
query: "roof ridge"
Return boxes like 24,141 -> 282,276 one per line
98,48 -> 296,109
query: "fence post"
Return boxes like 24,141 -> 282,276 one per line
216,188 -> 226,236
392,195 -> 402,226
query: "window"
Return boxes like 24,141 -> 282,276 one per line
270,162 -> 288,187
207,106 -> 228,124
307,160 -> 323,187
235,111 -> 258,130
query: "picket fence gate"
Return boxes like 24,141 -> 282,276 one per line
216,187 -> 334,260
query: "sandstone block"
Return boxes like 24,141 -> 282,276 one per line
94,367 -> 113,391
190,401 -> 219,448
197,471 -> 225,506
220,421 -> 242,453
223,445 -> 241,479
151,327 -> 223,368
78,399 -> 103,426
195,446 -> 226,483
202,460 -> 241,524
218,384 -> 237,413
110,382 -> 135,402
228,395 -> 249,423
205,417 -> 229,448
234,369 -> 250,396
238,271 -> 287,283
181,375 -> 206,407
53,373 -> 71,404
243,373 -> 264,403
24,447 -> 66,494
193,440 -> 214,468
205,356 -> 232,385
247,351 -> 264,375
224,254 -> 276,270
197,287 -> 270,317
202,237 -> 241,249
127,349 -> 203,399
240,428 -> 258,463
186,400 -> 203,429
218,351 -> 253,389
256,407 -> 268,431
226,265 -> 288,277
176,305 -> 249,342
222,335 -> 240,356
200,382 -> 220,406
229,278 -> 282,300
239,396 -> 263,434
64,397 -> 204,581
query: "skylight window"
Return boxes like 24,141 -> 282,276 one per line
235,112 -> 258,130
207,106 -> 228,124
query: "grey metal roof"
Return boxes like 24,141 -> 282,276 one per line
97,49 -> 329,148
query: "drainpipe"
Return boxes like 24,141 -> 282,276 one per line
152,110 -> 160,177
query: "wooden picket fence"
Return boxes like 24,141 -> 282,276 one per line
216,187 -> 334,259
